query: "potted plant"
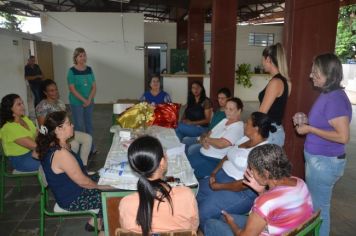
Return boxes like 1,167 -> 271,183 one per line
236,63 -> 252,88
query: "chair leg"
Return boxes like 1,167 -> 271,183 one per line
93,215 -> 98,236
40,196 -> 45,236
15,178 -> 22,192
0,173 -> 4,213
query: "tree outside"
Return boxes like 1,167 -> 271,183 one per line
0,12 -> 23,32
336,5 -> 356,63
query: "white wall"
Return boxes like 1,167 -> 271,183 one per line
40,12 -> 145,104
204,24 -> 283,74
0,29 -> 39,116
144,22 -> 177,73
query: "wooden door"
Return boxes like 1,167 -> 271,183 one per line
35,41 -> 54,80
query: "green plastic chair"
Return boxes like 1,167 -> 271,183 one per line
38,166 -> 99,236
283,209 -> 322,236
0,143 -> 37,213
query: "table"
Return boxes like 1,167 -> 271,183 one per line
98,125 -> 198,190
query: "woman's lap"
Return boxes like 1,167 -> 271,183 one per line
9,151 -> 40,172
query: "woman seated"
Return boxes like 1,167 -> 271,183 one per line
35,111 -> 112,232
187,98 -> 245,179
175,81 -> 212,141
182,87 -> 232,151
197,112 -> 275,229
204,144 -> 313,236
0,94 -> 39,172
140,75 -> 171,105
119,136 -> 199,236
36,79 -> 92,166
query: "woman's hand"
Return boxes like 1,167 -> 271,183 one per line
222,210 -> 242,235
295,124 -> 311,135
209,176 -> 220,190
82,99 -> 91,108
243,169 -> 265,194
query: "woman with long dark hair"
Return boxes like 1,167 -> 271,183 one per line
175,81 -> 212,141
259,43 -> 291,146
119,136 -> 198,235
36,111 -> 112,232
295,53 -> 352,236
0,94 -> 39,171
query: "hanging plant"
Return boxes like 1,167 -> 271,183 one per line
235,63 -> 253,88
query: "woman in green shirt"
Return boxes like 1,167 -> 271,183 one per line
67,47 -> 97,153
0,94 -> 40,171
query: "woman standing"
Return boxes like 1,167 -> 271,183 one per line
140,75 -> 171,105
259,43 -> 291,146
67,47 -> 96,152
175,81 -> 212,141
295,53 -> 352,236
0,94 -> 39,171
119,136 -> 199,235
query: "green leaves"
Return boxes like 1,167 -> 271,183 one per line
235,63 -> 253,88
335,5 -> 356,62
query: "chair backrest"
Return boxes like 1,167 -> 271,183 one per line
283,210 -> 322,236
101,191 -> 134,236
115,228 -> 197,236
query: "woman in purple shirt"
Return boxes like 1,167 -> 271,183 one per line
295,53 -> 352,236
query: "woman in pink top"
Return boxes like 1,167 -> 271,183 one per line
205,144 -> 313,236
119,136 -> 199,236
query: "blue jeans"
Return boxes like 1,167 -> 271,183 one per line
187,144 -> 221,179
70,104 -> 95,151
267,123 -> 285,147
29,81 -> 43,107
304,150 -> 346,236
182,136 -> 198,154
9,151 -> 40,172
204,214 -> 248,236
175,122 -> 208,141
197,169 -> 257,230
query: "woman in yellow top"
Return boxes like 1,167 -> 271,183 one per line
119,136 -> 199,236
0,94 -> 40,171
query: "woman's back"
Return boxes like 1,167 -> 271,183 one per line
252,177 -> 313,235
119,186 -> 199,233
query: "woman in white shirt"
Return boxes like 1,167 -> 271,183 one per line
196,112 -> 276,231
187,98 -> 245,179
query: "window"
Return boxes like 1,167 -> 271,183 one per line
248,33 -> 274,47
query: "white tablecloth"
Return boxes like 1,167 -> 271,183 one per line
98,125 -> 198,190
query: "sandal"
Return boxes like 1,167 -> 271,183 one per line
85,222 -> 104,232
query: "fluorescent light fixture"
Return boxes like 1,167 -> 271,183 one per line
108,0 -> 131,3
147,46 -> 161,49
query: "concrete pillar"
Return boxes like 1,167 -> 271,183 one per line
210,0 -> 237,108
283,0 -> 340,177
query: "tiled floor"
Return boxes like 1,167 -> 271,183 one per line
0,103 -> 355,236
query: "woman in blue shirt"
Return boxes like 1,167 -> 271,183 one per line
140,75 -> 171,105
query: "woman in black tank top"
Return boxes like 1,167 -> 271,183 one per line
258,43 -> 291,146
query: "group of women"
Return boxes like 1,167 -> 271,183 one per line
0,43 -> 351,236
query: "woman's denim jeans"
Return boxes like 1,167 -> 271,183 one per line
187,144 -> 220,179
9,151 -> 40,172
70,104 -> 95,151
267,123 -> 285,147
304,150 -> 346,236
175,122 -> 208,141
197,169 -> 257,230
204,214 -> 248,236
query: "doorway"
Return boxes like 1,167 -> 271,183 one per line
144,43 -> 167,91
